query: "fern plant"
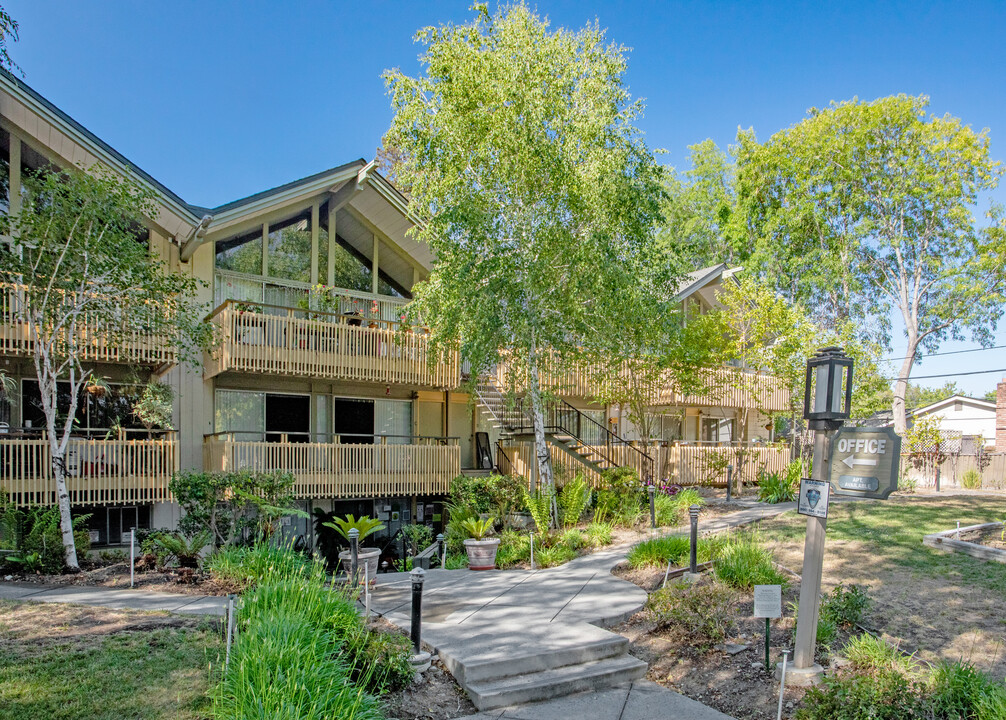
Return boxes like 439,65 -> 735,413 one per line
558,476 -> 591,527
523,485 -> 555,532
153,530 -> 211,569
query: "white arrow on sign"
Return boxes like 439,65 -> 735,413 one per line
842,455 -> 878,469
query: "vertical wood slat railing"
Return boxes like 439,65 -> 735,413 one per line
205,300 -> 460,388
496,356 -> 790,412
1,436 -> 177,506
203,437 -> 460,498
0,282 -> 176,365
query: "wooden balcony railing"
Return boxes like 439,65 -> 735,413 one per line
205,300 -> 460,388
203,433 -> 460,498
0,282 -> 176,366
497,357 -> 790,412
1,433 -> 177,506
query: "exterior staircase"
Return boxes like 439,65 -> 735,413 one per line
474,375 -> 653,481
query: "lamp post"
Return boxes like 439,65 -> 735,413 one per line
790,347 -> 853,683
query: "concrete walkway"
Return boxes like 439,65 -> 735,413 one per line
371,499 -> 798,718
0,582 -> 227,615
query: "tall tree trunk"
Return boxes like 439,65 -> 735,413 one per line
892,339 -> 919,436
527,343 -> 558,527
48,436 -> 80,571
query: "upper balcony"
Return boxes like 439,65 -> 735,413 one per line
205,298 -> 461,389
1,429 -> 177,507
497,359 -> 790,413
0,282 -> 177,367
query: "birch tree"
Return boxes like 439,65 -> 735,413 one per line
735,95 -> 1006,434
384,4 -> 669,512
1,166 -> 211,570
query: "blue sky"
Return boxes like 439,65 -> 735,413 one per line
7,1 -> 1006,396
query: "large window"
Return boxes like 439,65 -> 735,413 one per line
214,390 -> 309,441
215,228 -> 263,275
20,380 -> 145,435
266,214 -> 312,283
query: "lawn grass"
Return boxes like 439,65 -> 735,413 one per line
0,600 -> 220,720
757,494 -> 1006,593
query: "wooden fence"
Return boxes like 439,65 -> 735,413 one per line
206,300 -> 460,388
203,437 -> 460,498
1,436 -> 177,506
901,452 -> 1006,490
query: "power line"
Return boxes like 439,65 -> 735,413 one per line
881,344 -> 1006,363
894,367 -> 1006,381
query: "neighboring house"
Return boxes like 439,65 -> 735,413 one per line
0,70 -> 789,551
881,395 -> 997,447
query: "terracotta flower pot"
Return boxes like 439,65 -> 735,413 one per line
463,538 -> 500,571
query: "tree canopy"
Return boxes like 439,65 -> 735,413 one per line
384,3 -> 672,497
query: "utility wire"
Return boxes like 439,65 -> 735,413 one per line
894,367 -> 1006,381
881,344 -> 1006,363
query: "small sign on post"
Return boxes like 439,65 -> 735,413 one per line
754,584 -> 782,671
798,479 -> 830,519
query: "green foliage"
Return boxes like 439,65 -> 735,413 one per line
628,534 -> 724,568
444,501 -> 477,554
151,531 -> 210,569
0,504 -> 92,574
645,579 -> 737,645
533,543 -> 578,568
595,468 -> 644,527
653,487 -> 705,526
758,460 -> 802,503
584,521 -> 613,547
821,583 -> 870,628
131,381 -> 174,432
460,516 -> 495,540
797,669 -> 934,720
962,468 -> 983,490
557,476 -> 592,528
843,634 -> 918,677
931,660 -> 1006,720
170,470 -> 302,548
559,529 -> 586,551
713,537 -> 787,590
400,523 -> 434,557
495,529 -> 531,568
204,542 -> 310,591
449,473 -> 526,520
523,485 -> 555,533
324,515 -> 387,543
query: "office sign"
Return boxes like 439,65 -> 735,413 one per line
828,426 -> 901,500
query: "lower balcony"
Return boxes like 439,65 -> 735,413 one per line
205,300 -> 460,388
1,431 -> 177,506
203,432 -> 460,498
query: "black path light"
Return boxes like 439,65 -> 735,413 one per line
803,346 -> 853,429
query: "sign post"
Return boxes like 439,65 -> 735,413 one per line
754,584 -> 782,671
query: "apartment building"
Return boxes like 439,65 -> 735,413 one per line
0,71 -> 789,550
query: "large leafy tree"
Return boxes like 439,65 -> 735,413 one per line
735,95 -> 1006,434
384,4 -> 669,501
1,166 -> 211,570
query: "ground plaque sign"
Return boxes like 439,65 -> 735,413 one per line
828,426 -> 901,499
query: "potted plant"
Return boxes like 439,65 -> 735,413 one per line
461,516 -> 500,570
325,514 -> 386,582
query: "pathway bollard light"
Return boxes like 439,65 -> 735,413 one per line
530,531 -> 534,570
436,533 -> 445,569
349,528 -> 359,586
129,526 -> 135,589
726,465 -> 733,502
688,505 -> 700,574
648,485 -> 656,531
410,567 -> 426,654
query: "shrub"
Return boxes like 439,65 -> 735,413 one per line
495,530 -> 531,568
821,583 -> 870,628
713,537 -> 787,589
559,528 -> 586,550
205,542 -> 310,590
450,473 -> 525,519
961,468 -> 983,490
628,536 -> 690,568
757,469 -> 798,504
557,476 -> 592,527
584,521 -> 612,547
534,543 -> 577,568
153,530 -> 211,569
931,660 -> 1006,720
13,505 -> 91,574
646,579 -> 736,645
595,467 -> 643,527
844,634 -> 918,676
400,523 -> 433,557
444,501 -> 478,554
97,549 -> 129,565
797,669 -> 934,720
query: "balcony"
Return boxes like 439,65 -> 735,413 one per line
203,432 -> 460,498
1,430 -> 177,506
205,300 -> 460,388
497,359 -> 790,412
0,282 -> 177,367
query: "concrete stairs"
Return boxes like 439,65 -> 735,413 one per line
438,625 -> 647,711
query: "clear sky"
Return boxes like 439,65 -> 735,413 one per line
7,1 -> 1006,396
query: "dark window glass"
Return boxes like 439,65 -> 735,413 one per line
266,214 -> 312,283
331,241 -> 373,292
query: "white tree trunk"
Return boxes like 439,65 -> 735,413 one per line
892,341 -> 918,436
527,344 -> 558,528
50,440 -> 80,570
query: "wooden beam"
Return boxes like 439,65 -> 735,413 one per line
371,232 -> 379,295
310,201 -> 320,285
327,205 -> 336,285
8,132 -> 20,219
261,222 -> 269,276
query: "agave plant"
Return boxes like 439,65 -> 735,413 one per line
460,516 -> 495,541
323,514 -> 386,543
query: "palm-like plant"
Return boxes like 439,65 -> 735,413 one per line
153,530 -> 211,569
460,516 -> 495,541
323,514 -> 386,543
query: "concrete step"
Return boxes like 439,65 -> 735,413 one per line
464,654 -> 648,711
447,633 -> 630,685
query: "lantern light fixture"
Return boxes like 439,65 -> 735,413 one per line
803,346 -> 853,429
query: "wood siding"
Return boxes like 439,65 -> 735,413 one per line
203,437 -> 459,498
2,436 -> 177,506
0,282 -> 176,366
205,300 -> 460,388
